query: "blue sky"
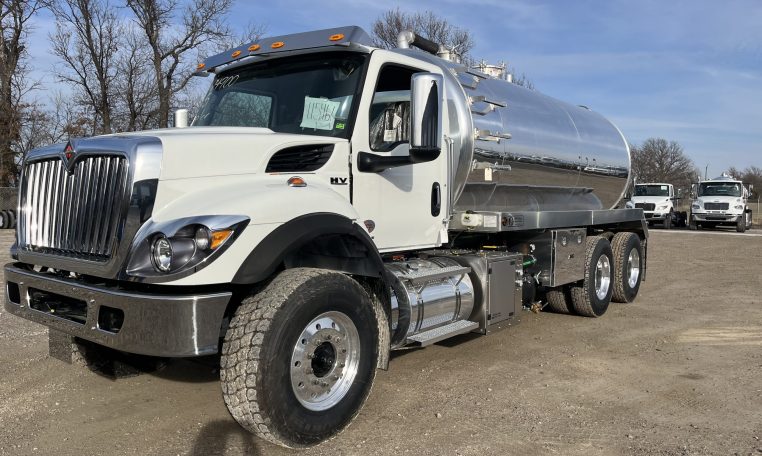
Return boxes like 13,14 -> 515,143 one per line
26,0 -> 761,177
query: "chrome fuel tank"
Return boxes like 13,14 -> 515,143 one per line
385,258 -> 475,347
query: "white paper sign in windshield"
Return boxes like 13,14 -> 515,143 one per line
301,97 -> 341,130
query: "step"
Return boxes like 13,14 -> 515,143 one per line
398,265 -> 471,285
407,320 -> 479,347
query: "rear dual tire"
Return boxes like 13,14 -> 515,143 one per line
545,236 -> 620,318
569,236 -> 614,317
611,232 -> 643,303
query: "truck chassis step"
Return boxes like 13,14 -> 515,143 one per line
407,320 -> 479,347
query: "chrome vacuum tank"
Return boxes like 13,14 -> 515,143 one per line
410,50 -> 631,212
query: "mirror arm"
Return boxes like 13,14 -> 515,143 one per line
357,148 -> 441,173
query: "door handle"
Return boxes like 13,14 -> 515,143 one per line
431,182 -> 441,216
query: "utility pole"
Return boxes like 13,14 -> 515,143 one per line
704,164 -> 709,180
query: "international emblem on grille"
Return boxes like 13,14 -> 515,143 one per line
62,142 -> 76,173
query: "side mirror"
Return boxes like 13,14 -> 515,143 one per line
409,72 -> 443,161
676,188 -> 683,198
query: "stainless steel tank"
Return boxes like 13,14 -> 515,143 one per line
400,50 -> 631,212
385,257 -> 475,347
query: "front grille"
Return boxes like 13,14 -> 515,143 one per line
704,202 -> 729,210
19,156 -> 129,262
635,203 -> 655,211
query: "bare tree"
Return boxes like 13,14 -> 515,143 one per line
113,27 -> 158,131
126,0 -> 233,128
0,0 -> 44,186
50,0 -> 120,135
371,8 -> 475,58
630,138 -> 699,194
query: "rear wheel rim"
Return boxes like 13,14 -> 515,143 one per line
290,311 -> 361,412
595,254 -> 612,300
626,249 -> 640,289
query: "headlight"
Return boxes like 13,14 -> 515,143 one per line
126,215 -> 249,281
194,226 -> 211,250
692,203 -> 701,210
152,236 -> 173,272
657,205 -> 668,210
625,201 -> 635,209
734,205 -> 744,210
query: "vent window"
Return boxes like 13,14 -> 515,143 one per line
266,144 -> 334,173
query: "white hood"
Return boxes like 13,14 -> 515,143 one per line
119,127 -> 344,180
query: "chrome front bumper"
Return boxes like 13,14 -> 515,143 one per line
4,264 -> 231,357
692,213 -> 741,222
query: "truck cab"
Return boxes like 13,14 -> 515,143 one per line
689,174 -> 753,232
626,183 -> 680,228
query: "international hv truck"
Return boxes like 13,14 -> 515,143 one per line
4,26 -> 648,448
689,173 -> 753,232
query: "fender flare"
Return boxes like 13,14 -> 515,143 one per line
231,213 -> 386,285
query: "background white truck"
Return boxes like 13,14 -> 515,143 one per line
626,183 -> 684,228
4,26 -> 648,448
689,174 -> 753,232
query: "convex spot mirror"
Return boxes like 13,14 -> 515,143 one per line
409,72 -> 443,163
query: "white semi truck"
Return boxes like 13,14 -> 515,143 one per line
626,183 -> 683,228
4,27 -> 648,448
689,174 -> 753,232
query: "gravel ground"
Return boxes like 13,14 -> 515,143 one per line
0,228 -> 761,456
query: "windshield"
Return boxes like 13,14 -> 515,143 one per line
634,185 -> 670,197
194,53 -> 367,139
699,182 -> 741,197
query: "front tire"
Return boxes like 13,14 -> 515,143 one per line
570,236 -> 614,317
611,232 -> 643,303
221,268 -> 379,448
736,215 -> 746,232
663,211 -> 672,229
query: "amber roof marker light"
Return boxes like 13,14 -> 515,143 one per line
329,33 -> 345,41
248,44 -> 261,52
271,41 -> 285,49
231,50 -> 242,58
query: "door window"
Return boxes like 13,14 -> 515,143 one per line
369,66 -> 418,151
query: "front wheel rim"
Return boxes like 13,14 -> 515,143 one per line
290,311 -> 361,412
595,254 -> 612,300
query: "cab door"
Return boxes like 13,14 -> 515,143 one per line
350,50 -> 449,252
